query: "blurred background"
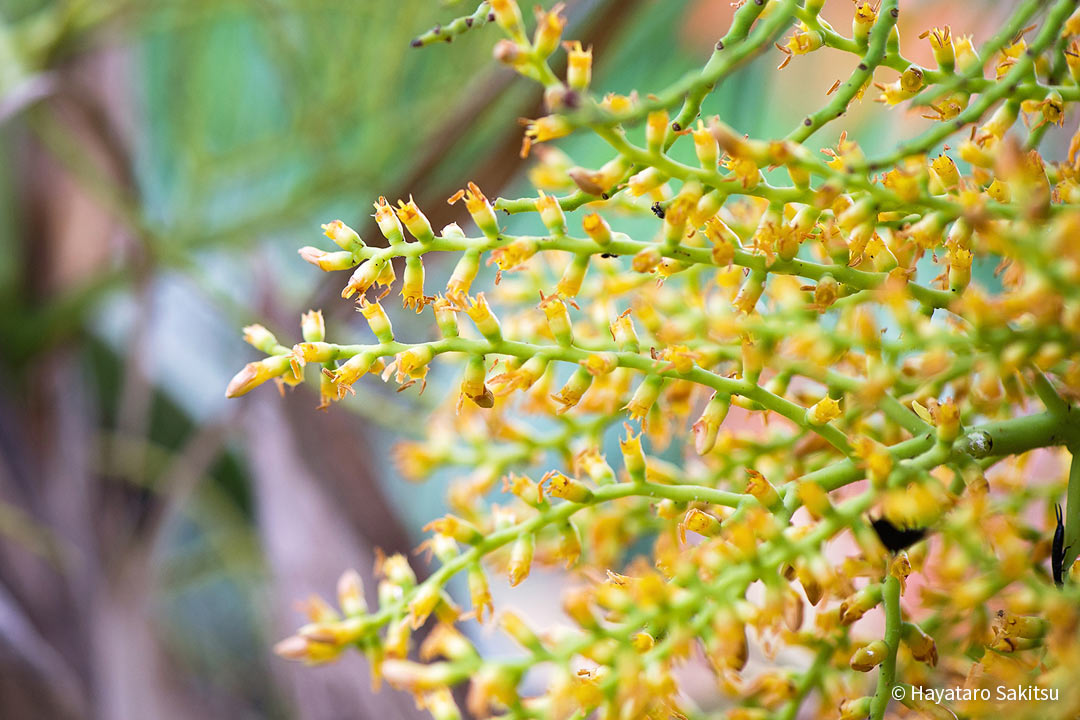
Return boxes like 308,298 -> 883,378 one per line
0,0 -> 1047,718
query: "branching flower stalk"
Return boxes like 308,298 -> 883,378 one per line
228,1 -> 1080,718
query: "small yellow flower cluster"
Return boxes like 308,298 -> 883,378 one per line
226,1 -> 1080,718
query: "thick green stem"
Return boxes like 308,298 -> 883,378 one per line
870,573 -> 902,720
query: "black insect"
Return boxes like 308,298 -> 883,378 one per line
870,517 -> 927,553
1052,504 -> 1069,588
651,201 -> 665,219
600,253 -> 617,258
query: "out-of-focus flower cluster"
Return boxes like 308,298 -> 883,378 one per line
227,1 -> 1080,717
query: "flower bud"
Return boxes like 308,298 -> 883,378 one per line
342,257 -> 388,299
424,688 -> 463,720
839,584 -> 882,625
508,534 -> 535,586
582,212 -> 612,245
978,102 -> 1019,143
448,182 -> 499,238
632,632 -> 655,652
929,154 -> 960,193
504,473 -> 544,508
692,393 -> 730,455
491,355 -> 548,395
663,184 -> 699,246
850,640 -> 888,672
225,355 -> 294,398
532,3 -> 566,59
625,374 -> 663,422
380,553 -> 418,587
610,311 -> 639,352
322,219 -> 364,252
540,292 -> 574,345
490,237 -> 538,272
499,610 -> 541,649
243,324 -> 280,353
396,345 -> 435,380
541,471 -> 593,503
442,222 -> 466,239
556,254 -> 589,297
467,564 -> 493,623
935,399 -> 961,443
460,354 -> 494,409
620,428 -> 647,481
367,196 -> 404,245
407,582 -> 447,629
395,197 -> 434,243
382,659 -> 455,694
333,569 -> 367,618
301,309 -> 325,343
691,120 -> 719,169
575,447 -> 616,486
551,366 -> 593,413
383,615 -> 411,659
465,293 -> 502,341
703,217 -> 738,266
681,508 -> 722,539
562,586 -> 597,629
852,1 -> 877,44
948,247 -> 972,294
796,481 -> 832,519
839,697 -> 872,720
273,634 -> 341,664
300,246 -> 355,272
745,469 -> 780,511
400,256 -> 426,312
554,521 -> 581,566
331,351 -> 376,389
493,38 -> 529,70
734,271 -> 765,314
564,40 -> 592,90
489,0 -> 526,40
582,352 -> 617,376
425,514 -> 484,545
902,622 -> 938,666
692,189 -> 725,226
447,249 -> 481,299
535,190 -> 567,234
632,246 -> 663,274
433,296 -> 459,338
358,298 -> 394,343
627,166 -> 668,196
646,110 -> 668,153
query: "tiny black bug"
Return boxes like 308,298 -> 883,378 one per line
1052,504 -> 1069,588
600,253 -> 617,258
651,201 -> 665,219
870,517 -> 927,553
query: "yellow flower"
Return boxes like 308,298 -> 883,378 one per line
806,396 -> 841,426
531,2 -> 566,59
923,26 -> 955,71
521,115 -> 572,157
776,23 -> 822,69
448,181 -> 499,237
564,40 -> 592,90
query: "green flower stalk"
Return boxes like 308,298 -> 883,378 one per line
225,0 -> 1080,717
